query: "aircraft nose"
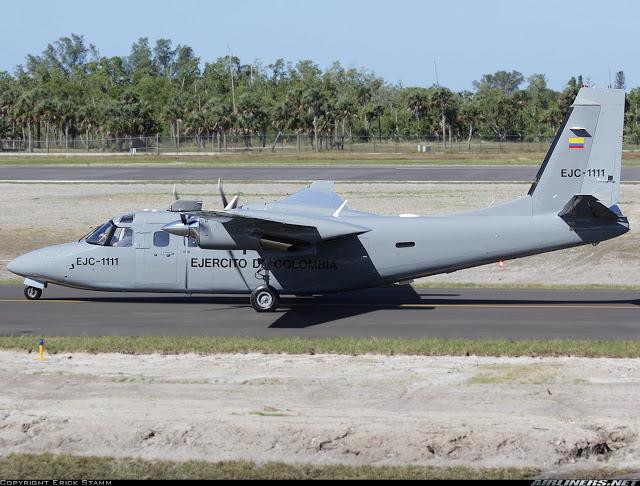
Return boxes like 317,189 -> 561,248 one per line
6,245 -> 76,280
7,254 -> 30,276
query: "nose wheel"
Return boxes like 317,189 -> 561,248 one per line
24,286 -> 43,301
250,285 -> 280,313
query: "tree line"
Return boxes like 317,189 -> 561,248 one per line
1,34 -> 639,152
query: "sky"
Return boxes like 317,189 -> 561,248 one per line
1,0 -> 638,92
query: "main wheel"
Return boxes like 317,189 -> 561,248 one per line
24,286 -> 42,301
250,285 -> 280,313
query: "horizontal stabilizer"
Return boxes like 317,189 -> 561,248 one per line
558,195 -> 620,221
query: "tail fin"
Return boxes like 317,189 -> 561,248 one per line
529,88 -> 625,215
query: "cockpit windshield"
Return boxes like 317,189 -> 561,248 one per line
85,220 -> 133,248
86,221 -> 115,246
85,220 -> 134,247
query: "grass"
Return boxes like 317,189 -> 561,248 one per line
1,336 -> 639,358
0,453 -> 634,480
467,363 -> 557,385
0,153 -> 544,167
0,453 -> 539,480
2,151 -> 640,168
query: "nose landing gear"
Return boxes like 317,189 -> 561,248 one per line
24,286 -> 43,301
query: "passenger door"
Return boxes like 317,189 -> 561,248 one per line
137,227 -> 186,291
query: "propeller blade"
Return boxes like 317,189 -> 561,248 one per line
218,179 -> 229,209
173,184 -> 180,202
228,250 -> 250,289
224,195 -> 239,211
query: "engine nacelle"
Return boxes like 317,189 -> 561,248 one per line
163,218 -> 308,252
196,220 -> 260,250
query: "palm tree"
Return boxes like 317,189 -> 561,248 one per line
77,103 -> 98,150
270,99 -> 294,151
301,86 -> 326,150
430,87 -> 456,147
335,97 -> 356,144
35,97 -> 59,152
204,97 -> 235,150
14,90 -> 39,152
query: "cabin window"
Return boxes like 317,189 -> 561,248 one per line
111,227 -> 134,248
187,237 -> 198,248
153,231 -> 170,248
396,242 -> 416,249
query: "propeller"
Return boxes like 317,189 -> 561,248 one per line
166,213 -> 199,238
172,184 -> 180,202
218,178 -> 248,290
218,178 -> 239,211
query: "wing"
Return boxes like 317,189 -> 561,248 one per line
280,181 -> 344,211
169,181 -> 369,252
194,208 -> 370,245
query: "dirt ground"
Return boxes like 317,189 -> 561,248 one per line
0,181 -> 638,286
0,351 -> 638,473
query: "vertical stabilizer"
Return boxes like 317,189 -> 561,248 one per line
529,88 -> 625,214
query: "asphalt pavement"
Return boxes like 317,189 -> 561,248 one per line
4,165 -> 640,182
1,285 -> 638,340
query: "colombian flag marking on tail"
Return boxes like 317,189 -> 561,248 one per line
569,137 -> 585,149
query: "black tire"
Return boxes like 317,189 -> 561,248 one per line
250,285 -> 279,313
24,286 -> 42,301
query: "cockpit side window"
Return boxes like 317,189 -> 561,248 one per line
86,221 -> 115,246
110,227 -> 134,247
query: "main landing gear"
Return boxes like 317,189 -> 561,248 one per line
250,285 -> 280,313
24,286 -> 43,301
251,258 -> 280,313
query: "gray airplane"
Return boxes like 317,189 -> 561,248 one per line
7,88 -> 630,312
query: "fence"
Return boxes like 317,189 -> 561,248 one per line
2,133 -> 639,156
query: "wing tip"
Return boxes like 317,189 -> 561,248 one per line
309,180 -> 336,192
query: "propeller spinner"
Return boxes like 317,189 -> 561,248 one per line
163,214 -> 199,238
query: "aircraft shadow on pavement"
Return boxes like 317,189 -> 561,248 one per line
270,288 -> 640,329
269,285 -> 440,329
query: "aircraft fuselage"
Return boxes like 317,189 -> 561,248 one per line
8,198 -> 628,296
